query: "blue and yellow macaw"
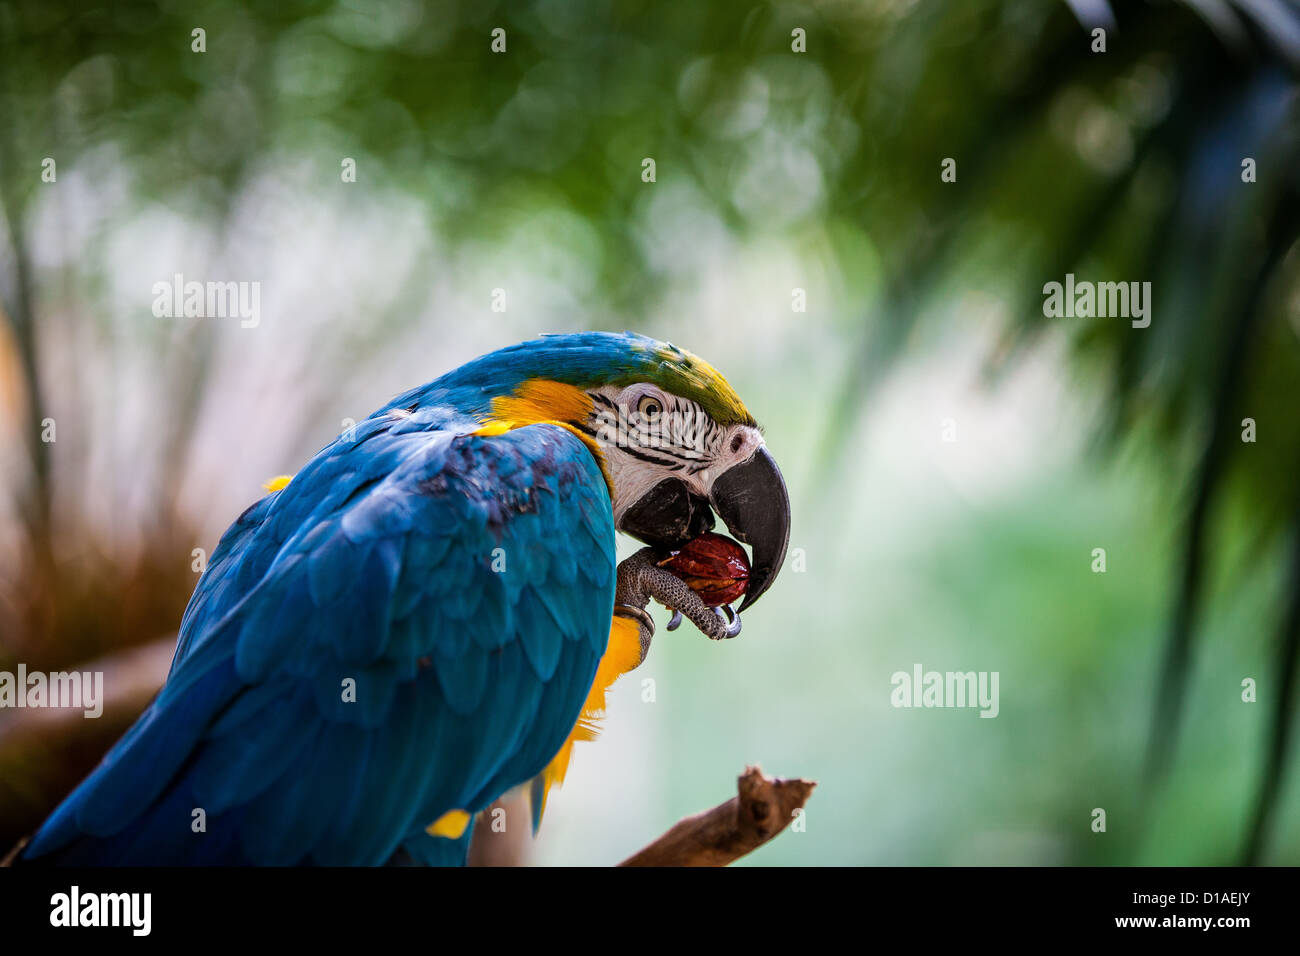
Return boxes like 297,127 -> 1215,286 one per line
19,332 -> 789,866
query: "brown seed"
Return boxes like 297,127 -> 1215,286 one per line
656,532 -> 750,607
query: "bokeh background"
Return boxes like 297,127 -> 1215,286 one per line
2,0 -> 1299,865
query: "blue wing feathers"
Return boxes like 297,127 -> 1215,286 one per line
514,588 -> 568,682
23,417 -> 615,865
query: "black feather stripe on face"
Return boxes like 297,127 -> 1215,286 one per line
585,387 -> 726,472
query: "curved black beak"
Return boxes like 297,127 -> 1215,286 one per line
710,446 -> 790,612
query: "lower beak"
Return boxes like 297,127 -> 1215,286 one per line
619,478 -> 715,550
709,446 -> 791,612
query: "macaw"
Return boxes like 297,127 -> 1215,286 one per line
18,331 -> 790,866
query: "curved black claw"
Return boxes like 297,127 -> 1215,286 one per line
714,604 -> 742,639
615,548 -> 740,643
666,610 -> 683,631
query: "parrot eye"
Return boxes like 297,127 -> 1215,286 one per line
637,395 -> 663,421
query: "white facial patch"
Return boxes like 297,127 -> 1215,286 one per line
586,384 -> 764,523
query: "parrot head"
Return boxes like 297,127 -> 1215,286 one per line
405,331 -> 791,611
580,371 -> 789,614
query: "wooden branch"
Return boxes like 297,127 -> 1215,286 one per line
618,765 -> 815,867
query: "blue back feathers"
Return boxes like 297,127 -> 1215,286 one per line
24,374 -> 620,863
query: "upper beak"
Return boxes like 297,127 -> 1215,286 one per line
709,446 -> 791,612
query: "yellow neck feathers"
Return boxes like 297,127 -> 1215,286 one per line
472,379 -> 612,496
